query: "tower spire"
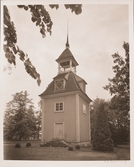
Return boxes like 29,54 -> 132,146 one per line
66,20 -> 70,48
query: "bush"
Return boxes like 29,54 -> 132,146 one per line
15,143 -> 21,148
93,138 -> 114,151
75,145 -> 80,149
40,140 -> 68,147
68,146 -> 73,151
26,143 -> 31,147
40,143 -> 50,147
40,143 -> 45,147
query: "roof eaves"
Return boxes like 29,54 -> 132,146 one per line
74,74 -> 87,84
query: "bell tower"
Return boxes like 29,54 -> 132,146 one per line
56,34 -> 79,74
40,26 -> 92,144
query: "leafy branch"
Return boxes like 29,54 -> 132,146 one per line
4,6 -> 41,85
3,4 -> 82,85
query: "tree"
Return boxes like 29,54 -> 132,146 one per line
34,100 -> 42,140
92,98 -> 114,151
4,91 -> 37,140
90,102 -> 95,142
34,111 -> 42,140
104,42 -> 129,111
104,42 -> 130,144
3,4 -> 82,85
107,96 -> 130,144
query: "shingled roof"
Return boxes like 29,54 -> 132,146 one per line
56,48 -> 79,66
39,71 -> 91,102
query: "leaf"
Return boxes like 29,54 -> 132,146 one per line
24,6 -> 29,11
12,59 -> 16,66
5,53 -> 9,58
40,28 -> 46,37
64,4 -> 82,15
74,6 -> 82,15
31,17 -> 37,22
8,59 -> 12,64
36,18 -> 41,26
3,45 -> 7,52
28,5 -> 34,10
4,6 -> 17,45
37,78 -> 41,86
13,46 -> 18,54
49,5 -> 59,9
18,50 -> 25,61
17,5 -> 25,8
41,22 -> 45,29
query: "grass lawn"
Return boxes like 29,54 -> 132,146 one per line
3,141 -> 130,160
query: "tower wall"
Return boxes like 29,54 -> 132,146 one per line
41,94 -> 77,143
79,95 -> 91,142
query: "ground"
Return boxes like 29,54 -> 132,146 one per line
3,140 -> 130,160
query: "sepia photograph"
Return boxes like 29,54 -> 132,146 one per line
1,0 -> 134,166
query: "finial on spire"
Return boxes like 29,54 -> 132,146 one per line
66,20 -> 70,48
66,34 -> 70,48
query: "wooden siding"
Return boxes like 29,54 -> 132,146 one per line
41,94 -> 76,142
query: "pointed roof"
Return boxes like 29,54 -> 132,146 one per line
39,72 -> 92,102
56,33 -> 78,66
56,48 -> 79,66
74,74 -> 87,85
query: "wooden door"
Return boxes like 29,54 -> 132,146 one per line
54,123 -> 64,139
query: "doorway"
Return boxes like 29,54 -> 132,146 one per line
54,123 -> 64,140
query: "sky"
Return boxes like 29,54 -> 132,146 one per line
1,1 -> 130,110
